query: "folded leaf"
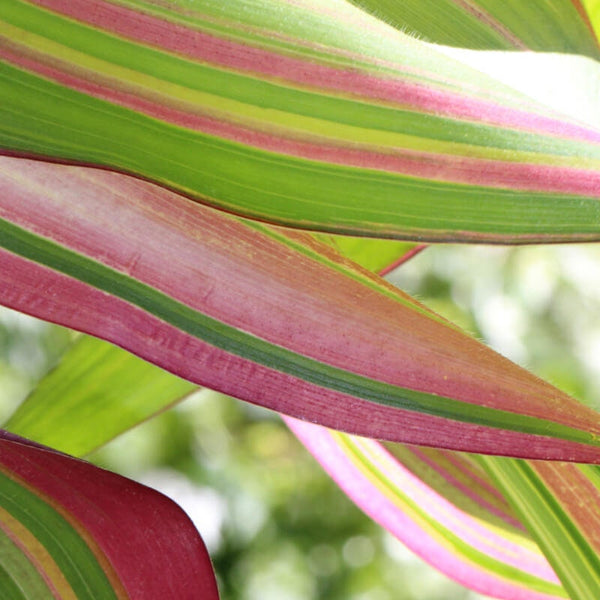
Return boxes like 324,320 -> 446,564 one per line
2,0 -> 600,242
3,157 -> 600,461
0,430 -> 220,599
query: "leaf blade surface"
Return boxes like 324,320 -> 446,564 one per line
2,0 -> 600,242
2,157 -> 600,460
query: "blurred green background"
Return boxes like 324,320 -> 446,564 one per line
3,243 -> 600,599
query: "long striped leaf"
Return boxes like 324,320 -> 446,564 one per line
4,157 -> 600,461
0,430 -> 220,599
481,459 -> 600,600
287,417 -> 565,600
6,329 -> 566,599
278,239 -> 600,599
2,1 -> 600,242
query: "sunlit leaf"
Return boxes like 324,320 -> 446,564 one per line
347,0 -> 599,54
286,417 -> 565,600
2,1 -> 600,242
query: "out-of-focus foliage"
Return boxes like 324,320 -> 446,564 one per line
0,307 -> 73,422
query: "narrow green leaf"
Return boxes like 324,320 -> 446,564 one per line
480,458 -> 600,600
6,335 -> 196,456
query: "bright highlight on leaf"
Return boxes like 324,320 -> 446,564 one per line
2,0 -> 600,242
3,157 -> 600,461
0,430 -> 220,599
347,0 -> 600,55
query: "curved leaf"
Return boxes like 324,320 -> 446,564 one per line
2,157 -> 600,461
2,1 -> 600,242
585,0 -> 600,36
4,329 -> 563,599
0,430 -> 220,599
286,417 -> 565,600
311,233 -> 416,274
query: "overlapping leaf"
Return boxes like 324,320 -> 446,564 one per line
0,430 -> 220,599
3,333 -> 563,599
5,194 -> 598,599
3,2 -> 600,599
287,418 -> 565,600
2,0 -> 600,242
4,157 -> 600,460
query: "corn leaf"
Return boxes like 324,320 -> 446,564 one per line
2,1 -> 600,242
0,430 -> 220,599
